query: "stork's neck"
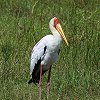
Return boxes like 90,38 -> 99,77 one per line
49,25 -> 62,44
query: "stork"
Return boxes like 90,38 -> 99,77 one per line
28,17 -> 68,99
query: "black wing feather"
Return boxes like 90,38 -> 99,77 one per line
28,46 -> 47,84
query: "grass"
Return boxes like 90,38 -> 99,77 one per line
0,0 -> 100,100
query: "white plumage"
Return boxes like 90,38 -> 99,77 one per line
28,17 -> 68,99
30,35 -> 60,75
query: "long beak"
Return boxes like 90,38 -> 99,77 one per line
56,24 -> 69,46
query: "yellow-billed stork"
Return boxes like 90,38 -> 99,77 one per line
28,17 -> 68,99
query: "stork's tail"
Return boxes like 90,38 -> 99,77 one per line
28,78 -> 33,84
28,78 -> 38,85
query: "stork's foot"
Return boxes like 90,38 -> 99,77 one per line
47,82 -> 51,99
38,81 -> 42,100
38,64 -> 42,100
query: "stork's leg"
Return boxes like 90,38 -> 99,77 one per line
47,66 -> 52,99
38,64 -> 42,100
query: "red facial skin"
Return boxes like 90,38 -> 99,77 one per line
54,18 -> 60,29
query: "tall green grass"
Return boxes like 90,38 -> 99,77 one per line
0,0 -> 100,100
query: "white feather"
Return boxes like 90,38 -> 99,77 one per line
30,34 -> 61,75
30,17 -> 63,78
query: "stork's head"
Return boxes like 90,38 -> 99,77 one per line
49,17 -> 68,45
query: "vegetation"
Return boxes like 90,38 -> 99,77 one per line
0,0 -> 99,100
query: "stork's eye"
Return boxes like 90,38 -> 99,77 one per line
54,18 -> 60,28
